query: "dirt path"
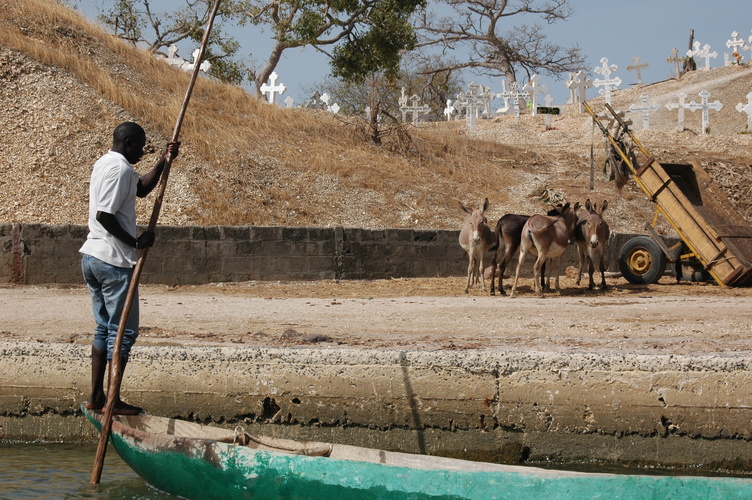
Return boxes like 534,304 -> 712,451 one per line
3,276 -> 751,356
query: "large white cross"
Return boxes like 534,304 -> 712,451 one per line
593,57 -> 621,105
686,90 -> 723,134
736,92 -> 752,131
260,71 -> 286,104
455,82 -> 493,130
666,48 -> 683,79
628,93 -> 658,130
496,81 -> 529,120
687,41 -> 717,71
565,70 -> 593,113
727,31 -> 746,63
523,74 -> 548,116
665,92 -> 689,132
626,56 -> 649,84
543,94 -> 555,129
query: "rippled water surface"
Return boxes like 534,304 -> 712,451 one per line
0,443 -> 174,499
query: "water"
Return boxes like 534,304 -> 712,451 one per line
0,443 -> 175,499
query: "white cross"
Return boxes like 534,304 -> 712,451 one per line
523,74 -> 548,116
686,90 -> 723,134
185,48 -> 211,73
666,48 -> 683,79
260,71 -> 286,104
443,99 -> 456,121
727,31 -> 746,61
665,92 -> 689,132
745,30 -> 752,59
593,57 -> 621,105
687,41 -> 717,71
284,96 -> 295,109
565,70 -> 593,113
736,92 -> 752,132
496,81 -> 529,120
543,94 -> 555,128
626,56 -> 649,84
399,93 -> 430,125
628,93 -> 658,130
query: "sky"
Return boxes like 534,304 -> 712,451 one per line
75,0 -> 749,108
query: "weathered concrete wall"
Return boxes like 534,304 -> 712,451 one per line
1,223 -> 647,285
1,341 -> 750,472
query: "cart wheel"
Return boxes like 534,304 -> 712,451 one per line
618,236 -> 667,284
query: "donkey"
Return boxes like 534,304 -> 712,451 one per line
575,199 -> 610,290
489,207 -> 561,296
459,198 -> 497,294
510,202 -> 580,298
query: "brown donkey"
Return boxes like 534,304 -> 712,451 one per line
575,199 -> 610,289
459,198 -> 497,293
510,202 -> 580,298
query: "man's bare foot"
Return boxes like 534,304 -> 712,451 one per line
84,398 -> 105,411
112,400 -> 144,415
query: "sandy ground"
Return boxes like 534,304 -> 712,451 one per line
2,275 -> 752,357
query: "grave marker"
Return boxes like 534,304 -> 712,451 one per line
539,94 -> 559,129
626,56 -> 649,84
320,93 -> 340,113
443,99 -> 456,121
593,57 -> 621,105
565,70 -> 593,113
399,93 -> 430,125
496,81 -> 529,119
686,89 -> 723,134
665,92 -> 689,132
284,96 -> 295,108
687,41 -> 717,71
306,91 -> 327,110
736,92 -> 752,131
455,82 -> 494,130
666,48 -> 683,79
628,93 -> 658,130
727,31 -> 746,64
523,74 -> 548,116
260,71 -> 286,104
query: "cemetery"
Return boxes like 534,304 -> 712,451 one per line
6,4 -> 752,491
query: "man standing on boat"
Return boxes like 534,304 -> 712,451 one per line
80,121 -> 179,415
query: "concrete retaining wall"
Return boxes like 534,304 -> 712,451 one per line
1,223 -> 646,285
1,341 -> 750,472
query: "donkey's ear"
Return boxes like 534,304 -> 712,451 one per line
482,198 -> 489,212
585,199 -> 592,212
572,201 -> 580,212
460,202 -> 472,214
601,200 -> 609,212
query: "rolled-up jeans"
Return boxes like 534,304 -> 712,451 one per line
81,254 -> 139,360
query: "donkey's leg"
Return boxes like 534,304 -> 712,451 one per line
598,251 -> 608,289
464,254 -> 473,293
532,253 -> 546,298
509,250 -> 527,299
587,253 -> 596,290
575,244 -> 585,286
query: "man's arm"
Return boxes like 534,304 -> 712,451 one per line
96,212 -> 154,249
137,141 -> 180,197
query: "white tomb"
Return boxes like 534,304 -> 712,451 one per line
686,90 -> 723,134
665,92 -> 689,132
523,74 -> 548,116
565,71 -> 593,113
628,93 -> 658,130
593,57 -> 622,105
736,92 -> 752,132
687,41 -> 717,71
260,71 -> 286,104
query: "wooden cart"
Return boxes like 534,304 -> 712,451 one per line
584,101 -> 752,286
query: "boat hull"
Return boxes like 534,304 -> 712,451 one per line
83,407 -> 752,500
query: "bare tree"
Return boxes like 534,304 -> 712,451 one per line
417,0 -> 585,86
98,0 -> 250,84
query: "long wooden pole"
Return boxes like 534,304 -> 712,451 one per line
90,0 -> 222,485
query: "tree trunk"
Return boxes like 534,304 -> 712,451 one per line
368,81 -> 381,145
255,40 -> 288,100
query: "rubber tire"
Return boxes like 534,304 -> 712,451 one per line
618,236 -> 667,285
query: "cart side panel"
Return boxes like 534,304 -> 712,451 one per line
636,161 -> 752,286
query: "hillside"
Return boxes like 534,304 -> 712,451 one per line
2,0 -> 752,237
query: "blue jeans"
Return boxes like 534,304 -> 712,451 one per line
81,254 -> 139,360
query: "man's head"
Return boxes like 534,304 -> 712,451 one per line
112,122 -> 147,165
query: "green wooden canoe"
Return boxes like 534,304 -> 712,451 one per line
83,406 -> 752,499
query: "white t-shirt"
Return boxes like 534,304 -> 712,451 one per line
79,151 -> 140,267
